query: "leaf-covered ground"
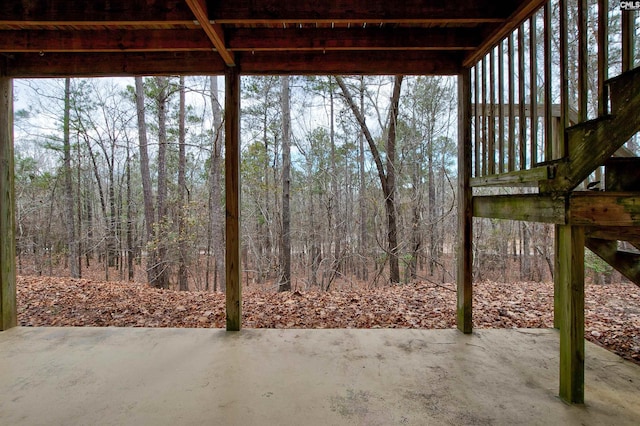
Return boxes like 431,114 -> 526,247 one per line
16,275 -> 640,364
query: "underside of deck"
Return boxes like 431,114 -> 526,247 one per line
0,327 -> 638,425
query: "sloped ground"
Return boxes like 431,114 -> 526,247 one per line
16,275 -> 640,364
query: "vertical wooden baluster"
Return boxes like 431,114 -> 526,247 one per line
530,15 -> 539,166
498,40 -> 505,173
508,33 -> 516,172
518,24 -> 527,169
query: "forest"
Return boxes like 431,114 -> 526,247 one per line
13,73 -> 570,292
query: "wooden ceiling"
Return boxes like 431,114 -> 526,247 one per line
1,0 -> 545,77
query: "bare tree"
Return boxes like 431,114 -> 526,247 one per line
134,77 -> 159,286
62,78 -> 79,277
207,76 -> 225,292
153,76 -> 170,289
357,77 -> 368,281
336,75 -> 404,284
279,75 -> 292,292
177,76 -> 188,290
124,134 -> 134,281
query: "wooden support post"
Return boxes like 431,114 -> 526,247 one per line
225,67 -> 241,331
457,69 -> 473,334
0,76 -> 17,331
553,225 -> 562,329
554,0 -> 571,334
556,225 -> 585,404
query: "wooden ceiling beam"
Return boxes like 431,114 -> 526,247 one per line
0,0 -> 195,26
0,0 -> 527,25
3,52 -> 227,77
463,0 -> 547,67
208,0 -> 515,23
226,28 -> 480,51
237,51 -> 462,75
0,29 -> 212,52
0,27 -> 479,53
4,50 -> 462,77
185,0 -> 235,66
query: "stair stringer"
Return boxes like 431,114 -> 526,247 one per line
585,237 -> 640,287
540,67 -> 640,194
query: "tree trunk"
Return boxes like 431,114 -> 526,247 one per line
385,76 -> 403,284
521,221 -> 531,281
408,169 -> 421,281
427,131 -> 437,276
310,189 -> 320,288
279,75 -> 292,292
62,78 -> 79,278
335,75 -> 403,284
134,77 -> 158,286
329,78 -> 341,279
358,77 -> 367,281
84,188 -> 93,268
80,132 -> 109,279
262,106 -> 272,279
76,138 -> 83,277
208,75 -> 225,292
107,147 -> 117,269
154,76 -> 170,289
177,76 -> 188,291
125,141 -> 134,281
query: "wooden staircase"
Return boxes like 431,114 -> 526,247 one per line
574,67 -> 640,286
540,66 -> 640,194
470,68 -> 640,284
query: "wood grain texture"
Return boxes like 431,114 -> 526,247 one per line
208,0 -> 511,23
472,194 -> 566,224
457,69 -> 473,334
570,192 -> 640,227
541,67 -> 640,193
0,0 -> 194,24
0,29 -> 213,52
556,225 -> 585,404
4,51 -> 463,77
225,67 -> 241,331
226,27 -> 480,51
185,0 -> 236,66
0,77 -> 16,330
470,166 -> 549,188
586,238 -> 640,287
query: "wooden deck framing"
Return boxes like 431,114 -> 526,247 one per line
462,0 -> 639,404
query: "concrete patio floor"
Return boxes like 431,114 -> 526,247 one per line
0,327 -> 639,425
